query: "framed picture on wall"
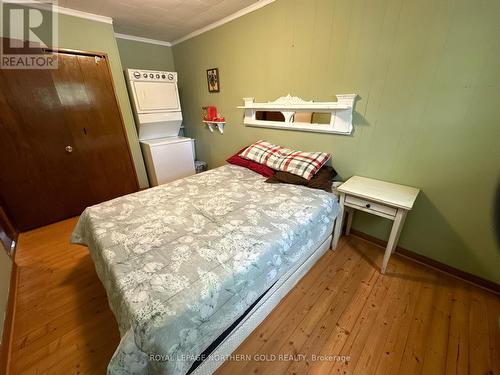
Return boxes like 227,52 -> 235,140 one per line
206,68 -> 220,93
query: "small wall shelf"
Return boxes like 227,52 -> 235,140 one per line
203,120 -> 226,134
237,94 -> 357,135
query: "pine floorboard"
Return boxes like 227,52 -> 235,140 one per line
5,217 -> 499,374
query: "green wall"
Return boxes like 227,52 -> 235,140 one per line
173,0 -> 500,283
1,5 -> 149,188
116,38 -> 175,72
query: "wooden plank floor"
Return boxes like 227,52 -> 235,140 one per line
6,217 -> 500,374
8,217 -> 120,375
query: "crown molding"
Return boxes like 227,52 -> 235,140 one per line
11,0 -> 275,44
9,1 -> 114,24
171,0 -> 275,46
53,5 -> 113,24
114,33 -> 172,47
55,5 -> 113,24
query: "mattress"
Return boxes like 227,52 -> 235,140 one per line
71,164 -> 339,374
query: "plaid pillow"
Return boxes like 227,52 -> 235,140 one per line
240,140 -> 330,180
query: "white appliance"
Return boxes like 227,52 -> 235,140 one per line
127,69 -> 195,186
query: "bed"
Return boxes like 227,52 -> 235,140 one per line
71,164 -> 340,374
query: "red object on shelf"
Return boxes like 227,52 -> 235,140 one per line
206,106 -> 217,121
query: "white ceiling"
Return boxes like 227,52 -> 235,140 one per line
59,0 -> 261,43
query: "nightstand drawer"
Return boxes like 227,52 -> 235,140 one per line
345,195 -> 397,218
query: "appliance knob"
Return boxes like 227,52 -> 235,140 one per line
155,74 -> 160,78
133,71 -> 141,79
161,74 -> 166,79
167,73 -> 174,80
143,73 -> 147,78
149,73 -> 154,78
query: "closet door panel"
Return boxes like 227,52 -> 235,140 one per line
0,67 -> 92,230
49,53 -> 102,208
73,54 -> 138,201
50,53 -> 137,205
0,49 -> 138,231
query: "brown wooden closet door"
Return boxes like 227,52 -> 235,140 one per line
0,52 -> 138,231
52,53 -> 138,204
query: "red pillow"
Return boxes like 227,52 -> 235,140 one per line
226,147 -> 275,177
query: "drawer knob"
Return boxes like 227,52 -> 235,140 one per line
365,203 -> 371,208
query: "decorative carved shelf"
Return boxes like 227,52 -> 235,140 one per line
237,94 -> 357,135
203,120 -> 226,134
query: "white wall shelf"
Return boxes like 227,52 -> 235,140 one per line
237,94 -> 357,135
203,120 -> 226,134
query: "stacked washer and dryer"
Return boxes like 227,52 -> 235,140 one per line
127,69 -> 196,186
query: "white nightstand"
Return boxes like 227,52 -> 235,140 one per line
332,176 -> 419,273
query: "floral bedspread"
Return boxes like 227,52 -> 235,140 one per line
71,165 -> 339,374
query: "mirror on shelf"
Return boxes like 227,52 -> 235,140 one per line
256,111 -> 285,122
237,94 -> 357,135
